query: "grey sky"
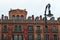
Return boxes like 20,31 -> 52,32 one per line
0,0 -> 60,19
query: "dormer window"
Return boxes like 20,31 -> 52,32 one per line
35,16 -> 39,21
28,16 -> 32,20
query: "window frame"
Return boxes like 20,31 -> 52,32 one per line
28,33 -> 34,40
14,25 -> 18,32
4,25 -> 8,32
44,26 -> 49,33
28,25 -> 33,31
37,34 -> 41,40
52,26 -> 57,33
44,34 -> 49,40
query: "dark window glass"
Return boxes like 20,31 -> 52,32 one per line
14,25 -> 18,32
28,25 -> 33,31
21,15 -> 24,20
35,16 -> 39,21
44,26 -> 49,33
16,15 -> 20,20
37,34 -> 41,40
12,35 -> 14,40
19,35 -> 23,40
53,35 -> 57,40
19,26 -> 22,32
45,34 -> 49,40
12,35 -> 23,40
36,26 -> 40,31
12,15 -> 15,20
36,26 -> 41,33
28,34 -> 34,40
2,34 -> 7,40
14,36 -> 18,40
4,25 -> 8,32
52,26 -> 57,33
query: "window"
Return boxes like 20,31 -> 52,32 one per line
19,35 -> 23,40
19,26 -> 22,32
44,34 -> 49,40
14,36 -> 18,40
14,25 -> 22,32
35,16 -> 39,21
44,26 -> 49,33
12,35 -> 14,40
28,16 -> 32,20
12,15 -> 15,20
53,35 -> 57,40
14,25 -> 18,32
4,25 -> 8,32
36,26 -> 41,33
2,34 -> 7,40
21,15 -> 24,20
36,26 -> 40,31
12,35 -> 23,40
37,34 -> 41,40
28,25 -> 33,31
28,34 -> 34,40
16,15 -> 20,20
52,26 -> 57,33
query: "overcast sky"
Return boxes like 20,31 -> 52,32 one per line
0,0 -> 60,19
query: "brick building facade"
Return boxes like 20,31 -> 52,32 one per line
0,9 -> 60,40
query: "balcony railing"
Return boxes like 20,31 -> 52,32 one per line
52,31 -> 58,33
28,30 -> 34,33
36,30 -> 41,33
44,30 -> 49,33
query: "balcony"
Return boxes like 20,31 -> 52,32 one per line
52,31 -> 58,33
28,30 -> 34,33
2,30 -> 8,33
44,30 -> 49,33
36,30 -> 41,33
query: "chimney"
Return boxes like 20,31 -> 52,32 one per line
40,15 -> 42,20
2,14 -> 4,20
32,15 -> 34,20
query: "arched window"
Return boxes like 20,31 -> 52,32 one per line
4,25 -> 8,32
12,15 -> 15,20
16,15 -> 20,20
21,15 -> 24,20
52,26 -> 57,33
